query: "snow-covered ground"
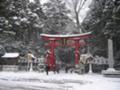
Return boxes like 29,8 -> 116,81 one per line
0,71 -> 120,90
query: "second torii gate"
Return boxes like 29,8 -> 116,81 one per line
41,32 -> 92,68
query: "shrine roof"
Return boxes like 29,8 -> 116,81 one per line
40,32 -> 92,38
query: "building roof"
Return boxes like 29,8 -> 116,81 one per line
1,53 -> 19,58
81,53 -> 93,58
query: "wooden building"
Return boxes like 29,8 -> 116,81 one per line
0,53 -> 19,71
0,53 -> 19,65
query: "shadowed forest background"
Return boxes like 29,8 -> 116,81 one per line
0,0 -> 120,66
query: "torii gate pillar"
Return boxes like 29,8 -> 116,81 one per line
74,40 -> 80,65
49,40 -> 56,67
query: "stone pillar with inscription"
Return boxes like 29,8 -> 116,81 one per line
102,38 -> 120,76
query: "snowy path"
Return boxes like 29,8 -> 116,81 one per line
0,72 -> 120,90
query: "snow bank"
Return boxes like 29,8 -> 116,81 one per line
0,72 -> 120,90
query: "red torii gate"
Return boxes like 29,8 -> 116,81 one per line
40,32 -> 92,68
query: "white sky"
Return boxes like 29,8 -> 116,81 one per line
29,0 -> 34,3
66,0 -> 93,23
29,0 -> 48,4
80,0 -> 93,22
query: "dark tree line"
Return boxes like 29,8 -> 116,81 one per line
82,0 -> 120,64
0,0 -> 70,57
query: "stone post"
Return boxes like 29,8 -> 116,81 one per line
108,38 -> 114,69
102,37 -> 120,75
89,63 -> 92,73
29,62 -> 33,72
87,46 -> 93,74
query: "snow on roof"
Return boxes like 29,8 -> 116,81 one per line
81,53 -> 93,59
2,53 -> 19,58
40,32 -> 92,38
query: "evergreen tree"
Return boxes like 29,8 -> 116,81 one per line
43,0 -> 70,34
82,0 -> 120,61
0,0 -> 46,56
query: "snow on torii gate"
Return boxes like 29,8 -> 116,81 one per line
40,32 -> 92,68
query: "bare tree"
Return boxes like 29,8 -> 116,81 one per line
66,0 -> 89,33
